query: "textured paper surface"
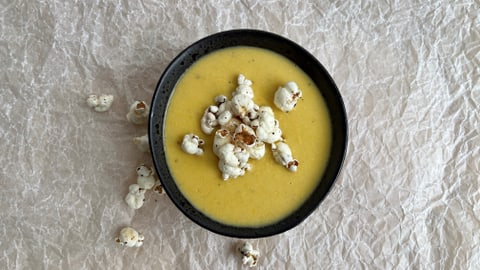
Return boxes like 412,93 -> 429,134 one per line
2,0 -> 480,269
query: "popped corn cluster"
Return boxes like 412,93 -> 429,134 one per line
115,227 -> 144,248
238,241 -> 260,267
127,100 -> 150,125
124,164 -> 164,210
181,74 -> 302,180
86,94 -> 114,112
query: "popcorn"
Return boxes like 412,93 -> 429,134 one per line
127,100 -> 150,125
234,74 -> 254,99
183,74 -> 300,180
86,94 -> 114,112
181,133 -> 205,155
251,107 -> 273,129
222,117 -> 242,134
201,105 -> 219,134
233,124 -> 256,149
213,129 -> 231,156
215,95 -> 228,105
123,165 -> 164,211
244,104 -> 260,125
216,138 -> 252,180
231,92 -> 255,119
218,159 -> 245,180
217,143 -> 241,167
246,139 -> 265,160
238,241 -> 259,267
124,184 -> 146,209
115,227 -> 144,248
133,134 -> 150,153
153,179 -> 165,194
254,107 -> 282,144
274,81 -> 302,112
217,109 -> 233,126
235,147 -> 251,171
272,141 -> 299,172
136,165 -> 156,190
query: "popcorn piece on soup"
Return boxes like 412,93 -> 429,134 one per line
216,144 -> 250,180
222,117 -> 242,134
247,140 -> 265,160
136,165 -> 156,190
255,107 -> 283,144
217,143 -> 240,167
214,95 -> 230,115
271,141 -> 299,172
233,123 -> 256,149
213,129 -> 231,156
234,74 -> 254,99
115,227 -> 144,248
127,100 -> 150,125
231,93 -> 255,119
218,160 -> 245,180
124,184 -> 146,209
133,134 -> 150,153
201,105 -> 219,134
237,241 -> 259,267
234,147 -> 251,171
181,133 -> 205,156
244,104 -> 260,125
217,109 -> 233,127
215,95 -> 228,105
256,122 -> 282,144
230,74 -> 255,120
255,106 -> 276,127
86,94 -> 114,112
274,81 -> 303,112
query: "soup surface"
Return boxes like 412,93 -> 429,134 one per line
164,46 -> 331,227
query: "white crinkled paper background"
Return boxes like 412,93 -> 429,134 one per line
1,0 -> 480,269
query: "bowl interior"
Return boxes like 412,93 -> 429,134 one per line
149,29 -> 347,238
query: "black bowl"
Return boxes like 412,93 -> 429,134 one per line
149,29 -> 347,238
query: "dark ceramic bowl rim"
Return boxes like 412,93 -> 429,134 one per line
149,29 -> 347,238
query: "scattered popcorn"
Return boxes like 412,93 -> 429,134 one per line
133,134 -> 150,153
272,141 -> 299,172
238,241 -> 259,267
136,165 -> 156,190
181,133 -> 205,155
274,81 -> 302,112
124,184 -> 146,209
153,179 -> 165,194
115,227 -> 144,248
127,100 -> 150,125
86,94 -> 114,112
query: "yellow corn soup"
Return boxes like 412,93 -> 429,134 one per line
164,46 -> 331,227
